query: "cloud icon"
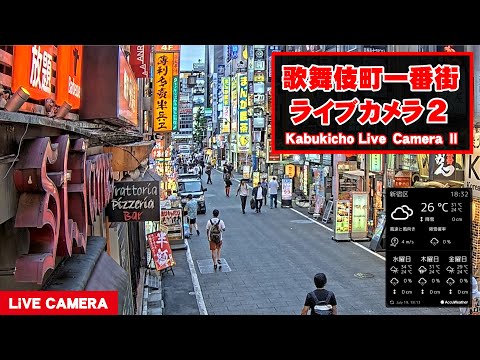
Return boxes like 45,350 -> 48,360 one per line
391,205 -> 414,220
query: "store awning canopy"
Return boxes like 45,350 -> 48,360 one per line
343,170 -> 375,179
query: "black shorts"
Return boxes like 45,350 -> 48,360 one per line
189,218 -> 197,225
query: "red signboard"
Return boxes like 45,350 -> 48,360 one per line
129,45 -> 151,78
56,45 -> 83,109
12,45 -> 55,100
118,48 -> 138,126
147,230 -> 176,271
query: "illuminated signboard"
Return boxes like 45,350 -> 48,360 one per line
153,52 -> 174,132
56,45 -> 83,109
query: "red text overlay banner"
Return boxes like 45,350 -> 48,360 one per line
271,52 -> 474,155
0,291 -> 118,315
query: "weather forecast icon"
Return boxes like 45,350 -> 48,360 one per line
391,205 -> 414,220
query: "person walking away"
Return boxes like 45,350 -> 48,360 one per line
205,163 -> 213,184
236,179 -> 249,214
460,276 -> 480,315
252,182 -> 267,213
185,194 -> 200,236
224,173 -> 232,197
261,177 -> 268,205
301,272 -> 337,315
206,209 -> 226,269
268,176 -> 279,209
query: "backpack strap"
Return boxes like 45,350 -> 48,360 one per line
310,290 -> 319,305
325,291 -> 332,304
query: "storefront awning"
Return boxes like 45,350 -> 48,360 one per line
343,170 -> 375,179
43,236 -> 129,314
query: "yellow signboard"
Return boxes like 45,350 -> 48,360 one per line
153,52 -> 174,132
285,164 -> 295,178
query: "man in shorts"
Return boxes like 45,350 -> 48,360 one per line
206,209 -> 226,269
185,194 -> 200,236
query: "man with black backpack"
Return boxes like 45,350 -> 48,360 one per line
206,209 -> 226,270
301,272 -> 337,315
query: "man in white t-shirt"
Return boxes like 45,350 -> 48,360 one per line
206,209 -> 226,269
268,176 -> 279,209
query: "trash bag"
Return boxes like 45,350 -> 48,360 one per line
250,197 -> 255,209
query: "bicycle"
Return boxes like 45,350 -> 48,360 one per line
293,189 -> 310,208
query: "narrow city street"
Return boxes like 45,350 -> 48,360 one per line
163,169 -> 457,315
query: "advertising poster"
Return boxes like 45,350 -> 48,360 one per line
351,192 -> 368,239
243,165 -> 251,180
147,230 -> 176,271
281,177 -> 293,200
253,171 -> 260,186
334,200 -> 351,241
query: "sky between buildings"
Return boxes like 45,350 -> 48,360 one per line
180,45 -> 206,71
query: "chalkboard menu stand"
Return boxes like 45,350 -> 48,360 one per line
369,212 -> 386,252
160,207 -> 187,250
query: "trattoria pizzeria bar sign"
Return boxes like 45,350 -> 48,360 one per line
271,52 -> 473,154
107,181 -> 160,222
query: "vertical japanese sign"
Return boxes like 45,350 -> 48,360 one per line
172,51 -> 180,131
369,154 -> 383,173
147,230 -> 176,271
230,75 -> 238,133
266,139 -> 281,162
153,52 -> 174,132
222,77 -> 230,133
56,45 -> 83,109
118,48 -> 138,126
272,52 -> 473,154
129,45 -> 151,78
237,73 -> 250,152
12,45 -> 55,100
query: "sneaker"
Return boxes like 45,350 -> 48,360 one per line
196,229 -> 200,236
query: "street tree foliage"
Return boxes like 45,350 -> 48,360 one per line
193,107 -> 206,147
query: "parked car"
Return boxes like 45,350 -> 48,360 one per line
176,177 -> 207,214
177,173 -> 201,180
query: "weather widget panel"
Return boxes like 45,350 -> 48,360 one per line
386,188 -> 472,307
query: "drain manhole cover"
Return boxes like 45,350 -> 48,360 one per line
290,219 -> 313,224
354,272 -> 375,279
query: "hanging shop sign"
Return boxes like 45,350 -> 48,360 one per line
153,52 -> 174,132
285,164 -> 296,178
129,45 -> 151,78
271,52 -> 473,154
56,45 -> 83,109
107,181 -> 160,222
147,230 -> 176,271
369,154 -> 383,173
80,46 -> 138,127
237,73 -> 250,153
12,45 -> 55,100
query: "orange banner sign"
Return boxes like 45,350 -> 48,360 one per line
56,45 -> 83,109
12,45 -> 55,100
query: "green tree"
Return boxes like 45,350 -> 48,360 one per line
193,107 -> 206,147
